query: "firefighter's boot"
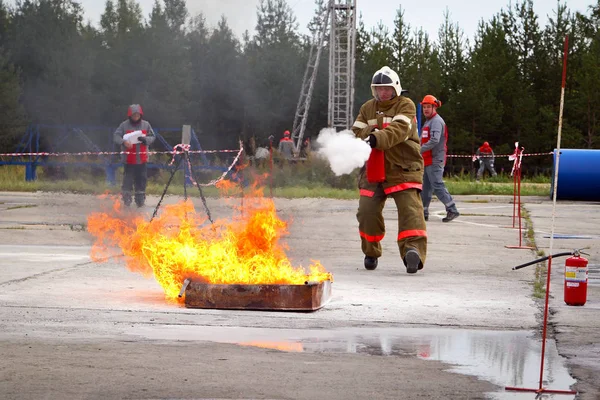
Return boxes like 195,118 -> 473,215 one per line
364,256 -> 378,270
404,248 -> 422,274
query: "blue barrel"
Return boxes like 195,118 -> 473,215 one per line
551,149 -> 600,201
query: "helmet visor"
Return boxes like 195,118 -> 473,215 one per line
372,73 -> 394,85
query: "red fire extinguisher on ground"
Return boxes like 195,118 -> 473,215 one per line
564,252 -> 588,306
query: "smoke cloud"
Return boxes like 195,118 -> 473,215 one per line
316,128 -> 371,176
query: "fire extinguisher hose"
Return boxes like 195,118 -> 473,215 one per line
512,251 -> 575,271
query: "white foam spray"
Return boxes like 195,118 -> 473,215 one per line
315,128 -> 371,176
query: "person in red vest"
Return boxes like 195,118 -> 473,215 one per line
113,104 -> 156,207
278,130 -> 294,159
420,95 -> 459,222
476,141 -> 498,180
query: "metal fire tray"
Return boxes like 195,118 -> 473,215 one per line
180,279 -> 332,311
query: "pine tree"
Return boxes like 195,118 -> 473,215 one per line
0,50 -> 25,149
354,14 -> 373,106
571,1 -> 600,148
244,0 -> 304,143
454,18 -> 508,155
7,0 -> 98,125
392,6 -> 412,75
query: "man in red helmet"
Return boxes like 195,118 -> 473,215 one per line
419,95 -> 459,222
278,130 -> 294,160
476,141 -> 498,180
113,104 -> 156,207
351,66 -> 427,274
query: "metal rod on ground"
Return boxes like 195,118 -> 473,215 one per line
505,34 -> 576,397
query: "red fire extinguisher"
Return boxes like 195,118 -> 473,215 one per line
366,122 -> 386,183
564,253 -> 588,306
366,149 -> 385,183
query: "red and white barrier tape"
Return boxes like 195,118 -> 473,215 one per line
166,142 -> 244,187
0,149 -> 240,157
198,143 -> 244,187
169,143 -> 198,185
507,142 -> 524,176
0,149 -> 553,159
0,144 -> 245,187
449,151 -> 553,159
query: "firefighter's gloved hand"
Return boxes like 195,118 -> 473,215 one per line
137,136 -> 147,145
364,134 -> 377,148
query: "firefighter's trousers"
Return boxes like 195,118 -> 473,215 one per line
357,186 -> 427,267
122,163 -> 147,207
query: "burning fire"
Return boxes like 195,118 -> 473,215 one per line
87,182 -> 332,301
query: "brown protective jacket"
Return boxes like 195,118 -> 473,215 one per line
351,95 -> 424,195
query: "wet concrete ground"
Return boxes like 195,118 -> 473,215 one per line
0,192 -> 597,399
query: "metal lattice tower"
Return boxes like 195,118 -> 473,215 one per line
291,0 -> 356,154
328,0 -> 356,131
291,4 -> 331,154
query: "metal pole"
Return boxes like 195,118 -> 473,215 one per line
269,136 -> 274,198
517,162 -> 523,246
505,34 -> 576,397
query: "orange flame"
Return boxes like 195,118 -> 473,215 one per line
87,182 -> 332,301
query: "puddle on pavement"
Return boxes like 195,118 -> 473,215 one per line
132,326 -> 576,399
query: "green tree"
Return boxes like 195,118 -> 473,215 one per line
362,21 -> 395,84
454,18 -> 509,154
570,1 -> 600,148
354,14 -> 373,106
141,0 -> 190,127
200,16 -> 244,149
163,0 -> 187,31
0,50 -> 25,149
392,6 -> 412,76
244,0 -> 304,144
403,27 -> 440,102
95,0 -> 145,123
436,8 -> 467,156
7,0 -> 98,124
0,1 -> 24,146
185,12 -> 210,129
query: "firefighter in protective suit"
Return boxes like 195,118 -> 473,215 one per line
351,66 -> 427,274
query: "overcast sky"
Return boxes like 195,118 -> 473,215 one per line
8,0 -> 596,42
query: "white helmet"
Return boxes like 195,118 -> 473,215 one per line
370,66 -> 402,99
